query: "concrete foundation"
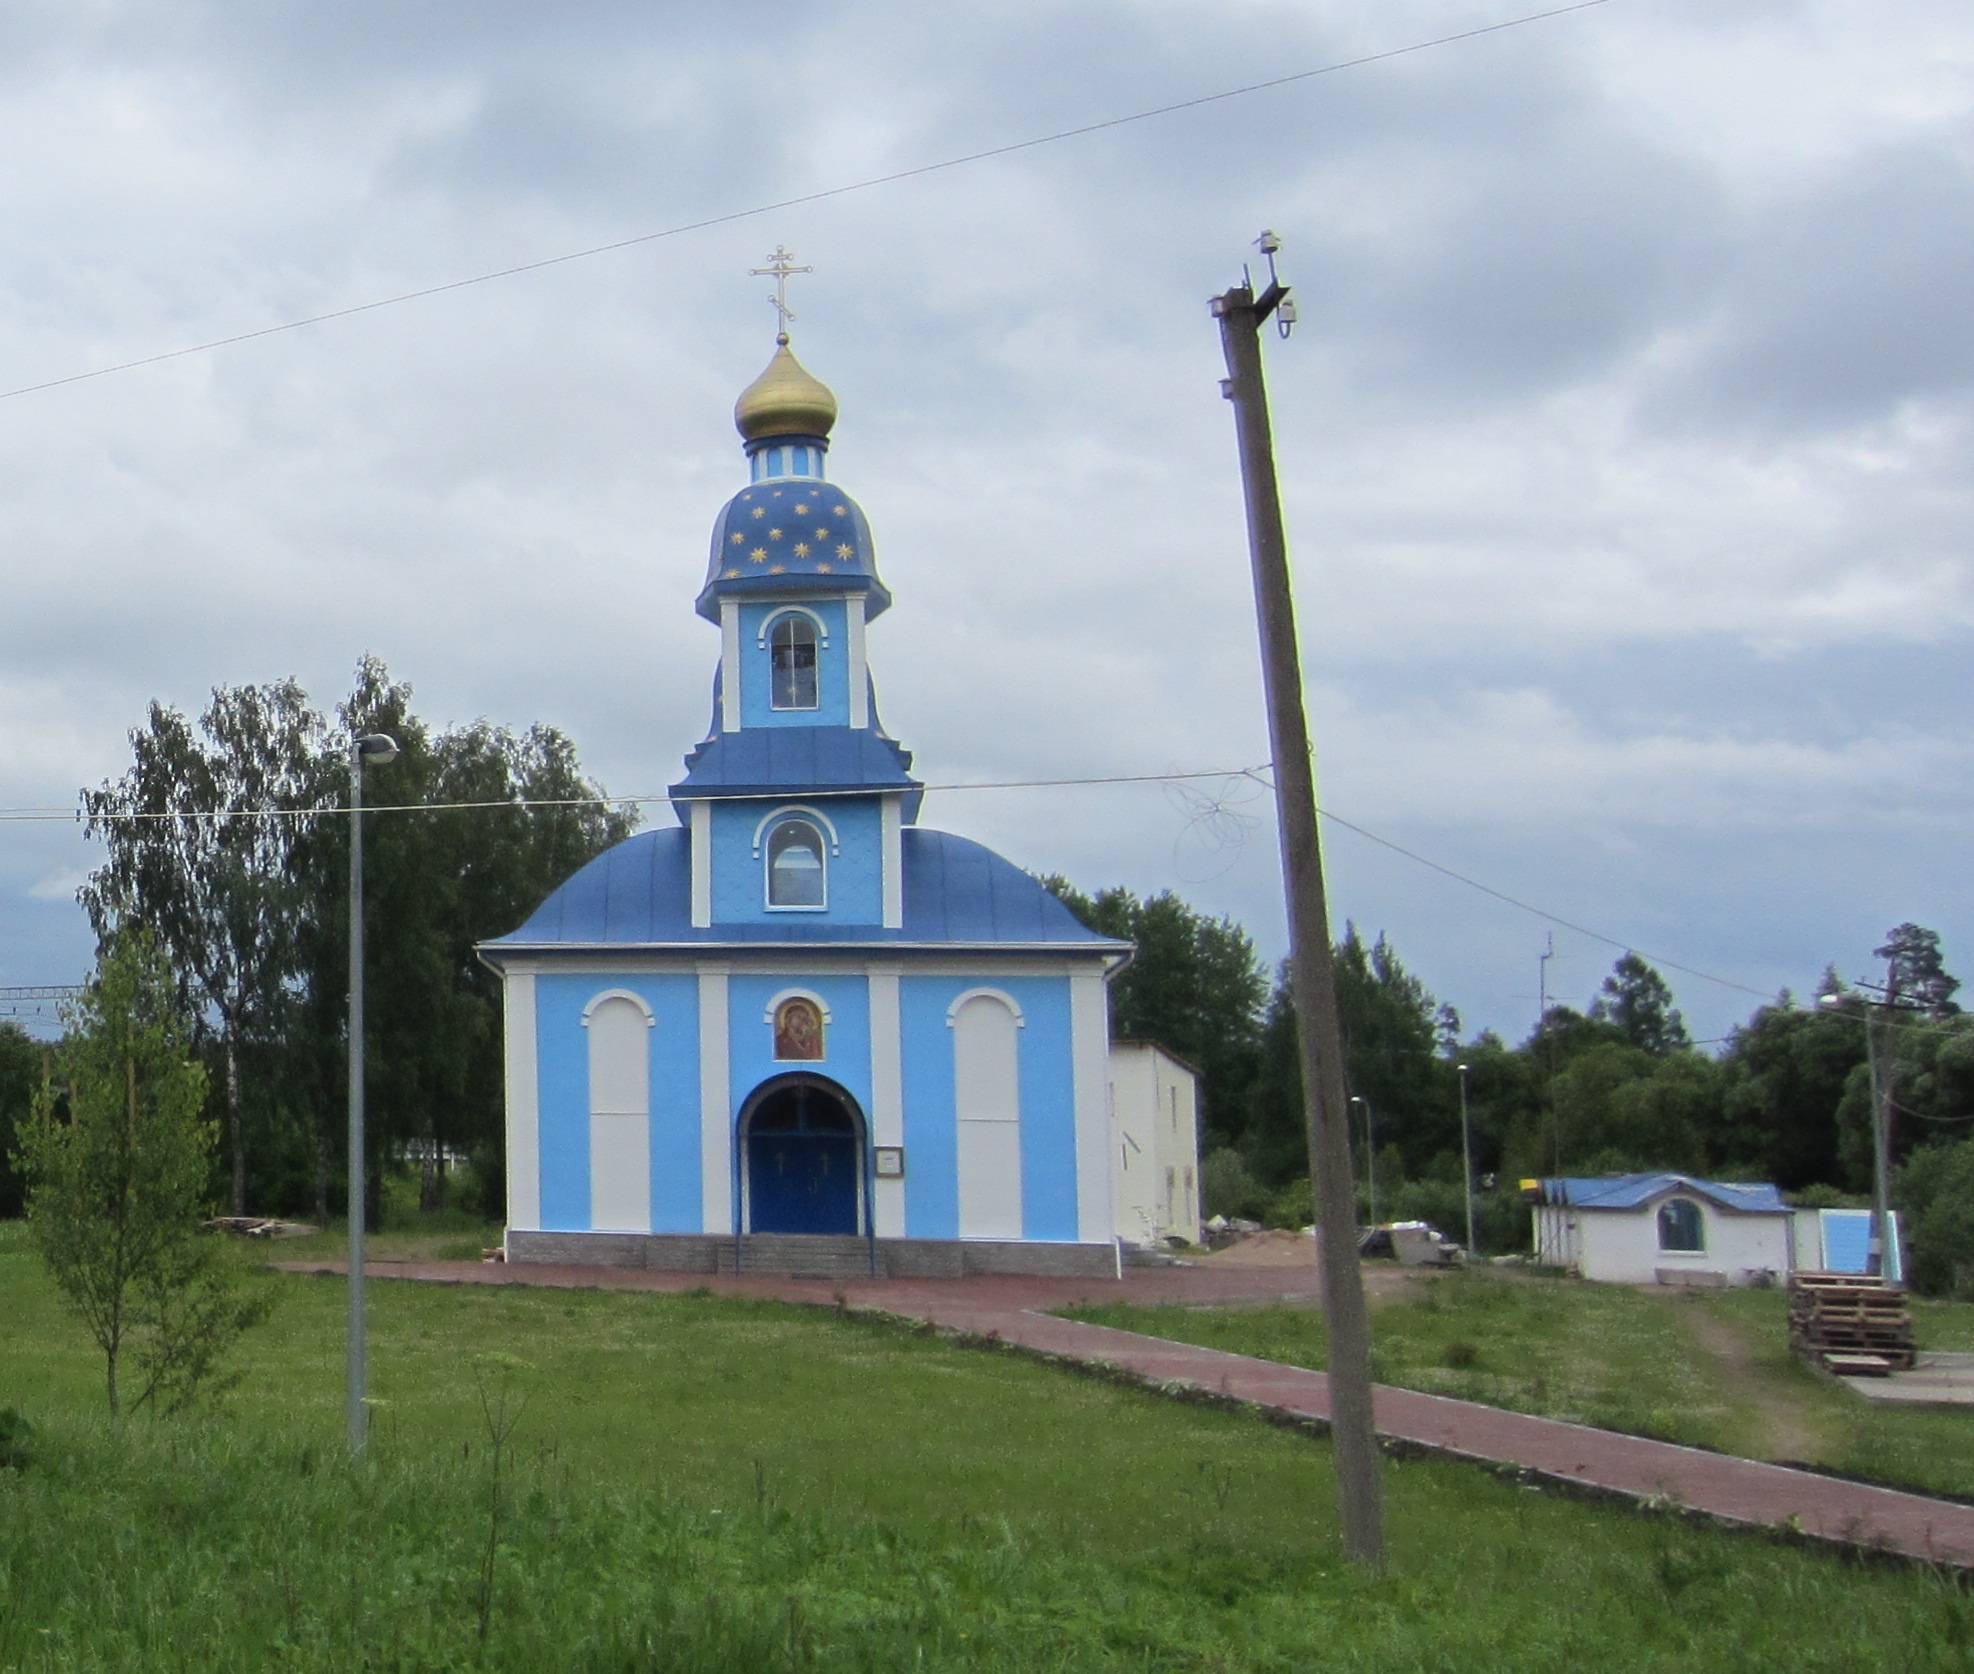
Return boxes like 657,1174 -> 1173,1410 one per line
506,1228 -> 1122,1280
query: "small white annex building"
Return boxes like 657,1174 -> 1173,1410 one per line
1108,1042 -> 1201,1249
1530,1174 -> 1794,1286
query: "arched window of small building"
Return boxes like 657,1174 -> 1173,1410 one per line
1658,1198 -> 1704,1253
584,992 -> 652,1233
773,996 -> 825,1060
770,614 -> 819,709
766,818 -> 826,908
952,991 -> 1022,1240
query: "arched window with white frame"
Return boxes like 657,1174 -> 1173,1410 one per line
770,614 -> 819,710
951,991 -> 1023,1239
584,992 -> 652,1232
766,818 -> 827,909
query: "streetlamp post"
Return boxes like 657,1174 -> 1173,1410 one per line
1457,1062 -> 1476,1259
1350,1095 -> 1378,1230
347,731 -> 400,1452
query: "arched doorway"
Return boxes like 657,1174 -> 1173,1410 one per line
740,1076 -> 866,1236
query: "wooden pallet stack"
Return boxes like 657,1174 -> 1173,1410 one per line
1787,1271 -> 1915,1376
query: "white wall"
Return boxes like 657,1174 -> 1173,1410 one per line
1536,1193 -> 1792,1284
1109,1043 -> 1200,1246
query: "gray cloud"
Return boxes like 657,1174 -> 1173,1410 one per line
0,0 -> 1969,1047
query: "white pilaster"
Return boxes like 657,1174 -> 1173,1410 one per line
502,971 -> 540,1234
698,967 -> 732,1233
719,598 -> 742,732
846,594 -> 869,729
1070,969 -> 1113,1243
868,967 -> 905,1237
689,799 -> 712,928
880,793 -> 904,929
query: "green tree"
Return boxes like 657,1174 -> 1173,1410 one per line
1545,1042 -> 1717,1175
1715,1002 -> 1864,1189
1589,954 -> 1691,1055
13,935 -> 268,1416
1895,1135 -> 1974,1296
1242,929 -> 1462,1191
0,1021 -> 41,1219
81,659 -> 634,1223
1876,923 -> 1960,1018
80,680 -> 328,1214
1040,880 -> 1267,1151
280,660 -> 636,1223
1831,1008 -> 1974,1193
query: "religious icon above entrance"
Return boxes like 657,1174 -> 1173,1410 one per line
773,996 -> 824,1061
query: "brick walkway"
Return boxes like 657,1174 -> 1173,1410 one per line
285,1256 -> 1974,1568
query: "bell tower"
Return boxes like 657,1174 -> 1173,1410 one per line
673,254 -> 919,931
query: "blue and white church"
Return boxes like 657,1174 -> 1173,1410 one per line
482,314 -> 1201,1277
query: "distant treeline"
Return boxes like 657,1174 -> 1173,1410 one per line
0,658 -> 631,1228
1,671 -> 1968,1292
1043,881 -> 1973,1289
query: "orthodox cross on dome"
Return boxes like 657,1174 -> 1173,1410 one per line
749,245 -> 813,345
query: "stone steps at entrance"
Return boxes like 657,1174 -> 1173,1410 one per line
728,1233 -> 876,1281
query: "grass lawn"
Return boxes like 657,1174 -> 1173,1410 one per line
1064,1268 -> 1974,1501
3,1224 -> 1972,1670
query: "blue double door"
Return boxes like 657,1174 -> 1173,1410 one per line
744,1081 -> 864,1236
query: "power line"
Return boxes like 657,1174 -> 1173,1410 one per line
1310,805 -> 1778,1004
0,1 -> 1614,404
33,753 -> 1805,1008
2,764 -> 1270,824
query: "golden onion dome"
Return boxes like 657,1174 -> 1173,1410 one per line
733,339 -> 838,442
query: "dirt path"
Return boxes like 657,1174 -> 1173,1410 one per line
1670,1296 -> 1827,1465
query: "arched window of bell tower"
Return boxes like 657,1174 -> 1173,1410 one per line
769,614 -> 820,710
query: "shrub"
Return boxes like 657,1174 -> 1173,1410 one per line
0,1407 -> 32,1470
1199,1148 -> 1266,1220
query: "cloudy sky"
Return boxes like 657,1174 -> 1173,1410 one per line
0,0 -> 1968,1046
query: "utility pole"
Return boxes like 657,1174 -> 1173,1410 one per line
1864,961 -> 1904,1284
1817,978 -> 1907,1284
1213,233 -> 1383,1567
1862,1002 -> 1897,1281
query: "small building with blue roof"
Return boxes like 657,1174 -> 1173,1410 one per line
1528,1172 -> 1799,1286
480,319 -> 1179,1276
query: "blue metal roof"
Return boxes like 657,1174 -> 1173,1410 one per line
482,826 -> 1126,954
671,726 -> 921,812
1541,1173 -> 1789,1215
697,478 -> 890,621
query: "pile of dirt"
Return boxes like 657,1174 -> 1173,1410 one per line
1204,1229 -> 1320,1268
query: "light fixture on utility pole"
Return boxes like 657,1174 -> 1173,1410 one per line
1350,1095 -> 1379,1230
1212,232 -> 1383,1567
347,730 -> 400,1452
1457,1062 -> 1477,1259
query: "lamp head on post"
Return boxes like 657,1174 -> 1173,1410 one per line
354,733 -> 400,768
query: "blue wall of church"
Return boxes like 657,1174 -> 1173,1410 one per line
736,599 -> 851,728
727,972 -> 873,1122
897,974 -> 1080,1242
522,965 -> 1085,1243
709,797 -> 884,924
534,972 -> 702,1233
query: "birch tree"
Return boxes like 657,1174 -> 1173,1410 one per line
80,681 -> 328,1214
